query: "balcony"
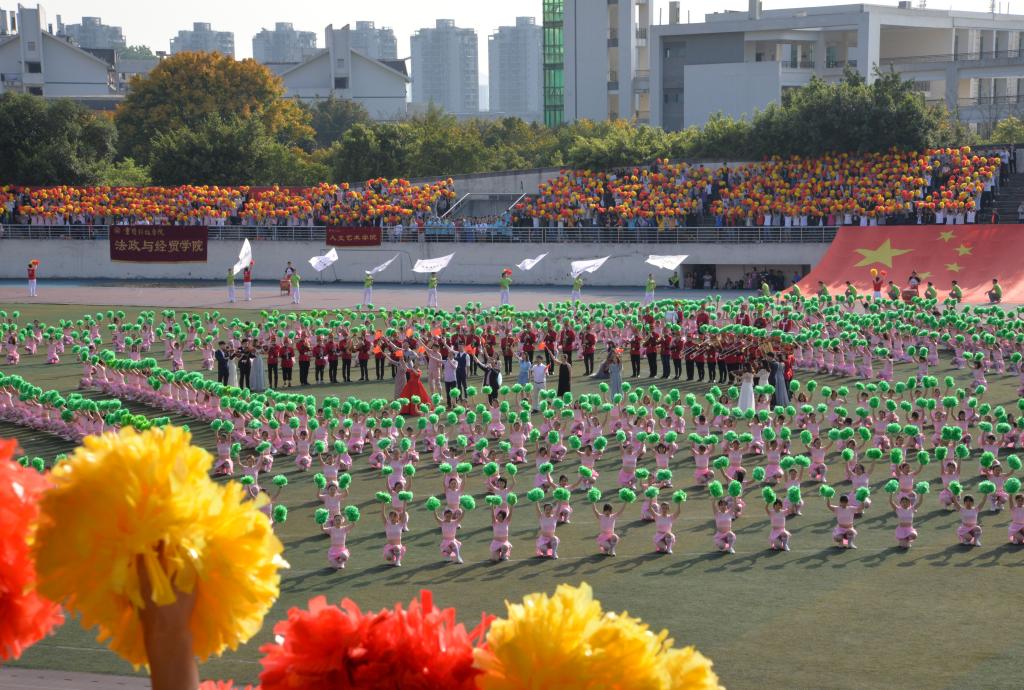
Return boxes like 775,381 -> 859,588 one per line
608,28 -> 618,48
633,68 -> 650,93
781,60 -> 815,69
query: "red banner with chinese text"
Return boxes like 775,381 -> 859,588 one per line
326,226 -> 381,247
109,225 -> 208,263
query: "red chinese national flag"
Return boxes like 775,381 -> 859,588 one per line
798,225 -> 1020,303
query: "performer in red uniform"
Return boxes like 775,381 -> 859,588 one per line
297,337 -> 311,385
265,339 -> 281,389
242,264 -> 253,301
326,336 -> 339,384
312,339 -> 327,383
280,341 -> 295,387
581,326 -> 597,375
27,261 -> 38,298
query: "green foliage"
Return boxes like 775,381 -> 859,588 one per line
987,115 -> 1024,145
305,97 -> 373,148
0,93 -> 117,185
118,45 -> 155,59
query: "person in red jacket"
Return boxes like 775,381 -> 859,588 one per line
312,339 -> 327,383
265,339 -> 281,389
500,332 -> 516,375
338,333 -> 352,382
374,334 -> 386,380
560,321 -> 576,365
643,332 -> 659,378
659,330 -> 672,380
357,338 -> 371,381
581,326 -> 597,375
297,337 -> 311,385
326,336 -> 339,384
280,341 -> 295,387
670,333 -> 684,380
628,333 -> 642,378
242,264 -> 253,301
27,261 -> 38,297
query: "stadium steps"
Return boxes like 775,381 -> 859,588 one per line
988,171 -> 1024,223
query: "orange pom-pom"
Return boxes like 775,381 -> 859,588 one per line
259,591 -> 491,690
0,438 -> 64,661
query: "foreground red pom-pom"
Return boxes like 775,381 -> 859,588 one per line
0,438 -> 64,661
259,591 -> 492,690
198,681 -> 257,690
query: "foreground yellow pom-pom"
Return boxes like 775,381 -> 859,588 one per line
34,426 -> 286,667
474,582 -> 721,690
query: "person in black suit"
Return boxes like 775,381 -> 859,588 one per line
237,343 -> 253,390
454,345 -> 470,399
215,341 -> 230,385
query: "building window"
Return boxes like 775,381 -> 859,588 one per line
26,61 -> 41,74
334,77 -> 349,89
28,86 -> 42,95
26,41 -> 36,52
336,58 -> 345,68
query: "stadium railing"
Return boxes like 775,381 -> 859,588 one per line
0,224 -> 840,244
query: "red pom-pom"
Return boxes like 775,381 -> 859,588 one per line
198,681 -> 256,690
0,438 -> 64,661
259,591 -> 492,690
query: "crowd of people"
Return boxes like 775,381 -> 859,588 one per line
0,179 -> 456,227
4,279 -> 1024,571
514,147 -> 1001,229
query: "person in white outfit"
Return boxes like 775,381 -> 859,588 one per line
362,273 -> 374,306
227,268 -> 236,303
427,273 -> 439,308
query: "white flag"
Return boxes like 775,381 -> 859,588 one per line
570,256 -> 610,278
412,253 -> 455,274
232,239 -> 252,275
516,253 -> 548,271
646,254 -> 688,271
366,253 -> 399,276
308,248 -> 338,272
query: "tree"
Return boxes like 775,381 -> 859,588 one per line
0,93 -> 116,185
148,114 -> 279,185
94,158 -> 152,186
115,51 -> 314,162
119,45 -> 154,59
306,97 -> 372,148
988,115 -> 1024,144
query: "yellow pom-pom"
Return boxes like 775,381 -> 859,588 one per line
34,426 -> 286,667
473,582 -> 721,690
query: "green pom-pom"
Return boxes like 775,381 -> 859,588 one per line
272,505 -> 288,523
381,465 -> 395,476
507,492 -> 518,505
818,485 -> 836,498
240,476 -> 255,486
504,463 -> 518,476
727,480 -> 742,497
587,488 -> 602,503
949,481 -> 963,496
460,495 -> 477,511
1005,477 -> 1022,494
787,485 -> 802,504
403,464 -> 416,477
977,480 -> 996,495
712,456 -> 728,470
375,491 -> 391,503
483,462 -> 499,476
841,449 -> 854,462
344,505 -> 361,522
397,490 -> 414,502
656,469 -> 673,483
980,452 -> 995,468
456,462 -> 473,474
762,487 -> 777,504
794,455 -> 811,468
752,466 -> 766,482
527,488 -> 545,502
889,448 -> 904,464
800,430 -> 813,445
1008,455 -> 1022,471
314,508 -> 329,525
439,462 -> 453,474
539,462 -> 554,474
779,456 -> 795,470
618,488 -> 637,503
708,480 -> 724,498
884,479 -> 899,494
916,451 -> 930,466
955,444 -> 970,460
425,496 -> 442,511
672,490 -> 687,503
551,487 -> 570,502
855,487 -> 871,502
486,495 -> 503,507
339,473 -> 352,489
313,473 -> 327,489
914,481 -> 930,495
578,465 -> 594,478
272,474 -> 288,487
644,486 -> 659,499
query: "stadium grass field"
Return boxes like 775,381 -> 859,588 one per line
4,300 -> 1024,690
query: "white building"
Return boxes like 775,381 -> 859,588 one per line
277,24 -> 408,120
170,22 -> 234,57
410,19 -> 478,115
349,21 -> 397,60
488,16 -> 542,121
252,22 -> 317,65
0,4 -> 113,98
650,2 -> 1024,132
545,0 -> 651,124
57,16 -> 125,50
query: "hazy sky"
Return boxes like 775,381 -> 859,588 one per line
40,0 -> 1005,78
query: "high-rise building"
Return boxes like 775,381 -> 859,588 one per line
544,0 -> 651,124
59,16 -> 125,50
349,21 -> 397,60
488,16 -> 542,121
252,23 -> 317,64
410,19 -> 478,115
170,22 -> 235,57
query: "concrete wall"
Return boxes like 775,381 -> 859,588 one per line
0,239 -> 828,285
683,61 -> 781,127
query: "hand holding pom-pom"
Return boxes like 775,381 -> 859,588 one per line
978,480 -> 997,495
762,487 -> 777,504
672,490 -> 687,504
425,496 -> 442,511
914,482 -> 930,495
526,488 -> 545,502
819,485 -> 836,499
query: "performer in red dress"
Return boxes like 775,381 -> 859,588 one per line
398,368 -> 430,416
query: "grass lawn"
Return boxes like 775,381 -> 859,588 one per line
4,301 -> 1024,690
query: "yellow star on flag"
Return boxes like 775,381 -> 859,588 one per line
955,243 -> 972,256
918,272 -> 932,280
945,262 -> 962,273
854,239 -> 912,268
938,230 -> 956,242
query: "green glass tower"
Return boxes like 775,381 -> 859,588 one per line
542,0 -> 564,127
